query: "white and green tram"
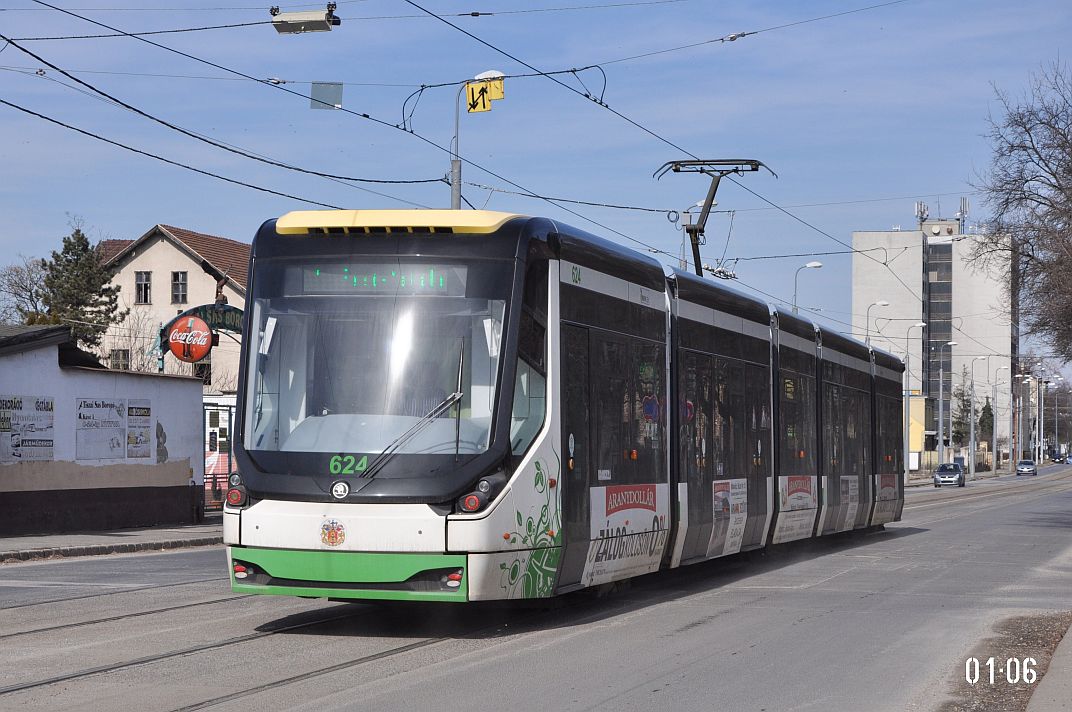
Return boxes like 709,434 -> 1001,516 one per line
225,209 -> 904,602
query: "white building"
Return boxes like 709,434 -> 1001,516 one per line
99,225 -> 250,395
852,217 -> 1016,468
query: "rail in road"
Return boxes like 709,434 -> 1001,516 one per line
1,472 -> 1071,711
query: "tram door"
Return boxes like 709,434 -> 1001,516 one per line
557,323 -> 590,591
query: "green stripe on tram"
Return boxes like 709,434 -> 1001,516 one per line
230,547 -> 469,602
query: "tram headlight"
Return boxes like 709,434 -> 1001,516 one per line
455,472 -> 508,514
228,473 -> 242,487
226,485 -> 247,507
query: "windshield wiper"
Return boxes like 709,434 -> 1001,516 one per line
454,340 -> 464,462
361,389 -> 463,479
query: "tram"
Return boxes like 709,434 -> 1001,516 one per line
224,210 -> 904,602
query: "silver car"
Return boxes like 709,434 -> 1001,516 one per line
933,463 -> 965,487
1016,460 -> 1038,476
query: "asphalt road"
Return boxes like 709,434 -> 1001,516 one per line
3,466 -> 1072,712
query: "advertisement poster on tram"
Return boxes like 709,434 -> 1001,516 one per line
585,483 -> 669,586
0,395 -> 55,463
772,475 -> 818,544
76,398 -> 126,460
707,479 -> 748,557
837,476 -> 860,530
877,473 -> 897,499
126,400 -> 152,459
872,473 -> 900,524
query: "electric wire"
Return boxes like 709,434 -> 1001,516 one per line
9,20 -> 270,41
0,35 -> 445,188
28,0 -> 685,263
399,0 -> 927,305
0,97 -> 345,210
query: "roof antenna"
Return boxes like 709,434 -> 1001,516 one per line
654,159 -> 775,277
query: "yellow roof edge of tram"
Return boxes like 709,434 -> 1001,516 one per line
275,209 -> 526,235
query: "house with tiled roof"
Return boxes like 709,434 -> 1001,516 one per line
99,225 -> 251,395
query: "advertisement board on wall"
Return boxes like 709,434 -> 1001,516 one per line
0,395 -> 55,464
76,398 -> 127,460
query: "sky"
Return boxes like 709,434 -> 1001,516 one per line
1,0 -> 1070,342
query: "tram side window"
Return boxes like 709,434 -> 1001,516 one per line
844,387 -> 870,475
592,336 -> 630,484
511,259 -> 548,456
877,395 -> 902,474
745,363 -> 771,477
779,371 -> 817,475
716,357 -> 748,478
823,383 -> 844,476
511,358 -> 546,455
681,351 -> 714,483
632,340 -> 665,481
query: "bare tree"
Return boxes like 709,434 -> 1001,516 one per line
972,62 -> 1072,357
100,304 -> 163,372
0,255 -> 48,324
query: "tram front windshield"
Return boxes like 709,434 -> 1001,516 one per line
244,258 -> 511,464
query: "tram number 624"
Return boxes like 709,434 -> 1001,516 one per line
965,657 -> 1037,685
329,454 -> 368,475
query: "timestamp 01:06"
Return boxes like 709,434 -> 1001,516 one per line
965,657 -> 1038,686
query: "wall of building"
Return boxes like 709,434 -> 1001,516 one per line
0,344 -> 204,535
102,232 -> 245,395
851,229 -> 925,391
950,234 -> 1013,451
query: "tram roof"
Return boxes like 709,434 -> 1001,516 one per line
669,268 -> 771,324
872,346 -> 904,373
275,209 -> 525,235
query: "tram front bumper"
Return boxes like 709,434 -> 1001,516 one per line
228,546 -> 469,602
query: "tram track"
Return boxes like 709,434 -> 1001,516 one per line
0,575 -> 229,610
0,604 -> 367,696
0,594 -> 254,641
169,637 -> 450,712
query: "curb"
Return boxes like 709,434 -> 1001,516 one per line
1026,618 -> 1072,711
0,536 -> 223,563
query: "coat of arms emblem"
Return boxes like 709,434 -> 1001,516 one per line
321,519 -> 346,547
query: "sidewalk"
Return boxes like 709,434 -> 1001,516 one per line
0,512 -> 223,563
1028,619 -> 1072,712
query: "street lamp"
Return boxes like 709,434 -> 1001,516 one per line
969,356 -> 986,479
865,300 -> 889,346
937,341 -> 957,463
993,365 -> 1009,471
903,321 -> 927,484
452,69 -> 505,209
792,261 -> 822,314
1053,376 -> 1063,458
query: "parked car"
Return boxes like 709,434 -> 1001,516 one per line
1016,460 -> 1038,476
933,463 -> 965,487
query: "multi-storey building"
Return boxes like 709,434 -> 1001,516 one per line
851,215 -> 1016,469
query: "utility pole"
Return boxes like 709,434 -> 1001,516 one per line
654,159 -> 775,277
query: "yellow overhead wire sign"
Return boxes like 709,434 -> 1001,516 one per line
466,78 -> 505,113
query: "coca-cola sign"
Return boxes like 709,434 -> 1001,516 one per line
168,316 -> 213,363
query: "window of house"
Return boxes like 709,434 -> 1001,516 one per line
135,271 -> 151,304
109,349 -> 130,371
171,271 -> 187,304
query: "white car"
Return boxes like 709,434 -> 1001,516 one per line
933,463 -> 965,487
1016,460 -> 1038,476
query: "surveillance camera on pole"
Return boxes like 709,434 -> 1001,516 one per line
270,3 -> 340,33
